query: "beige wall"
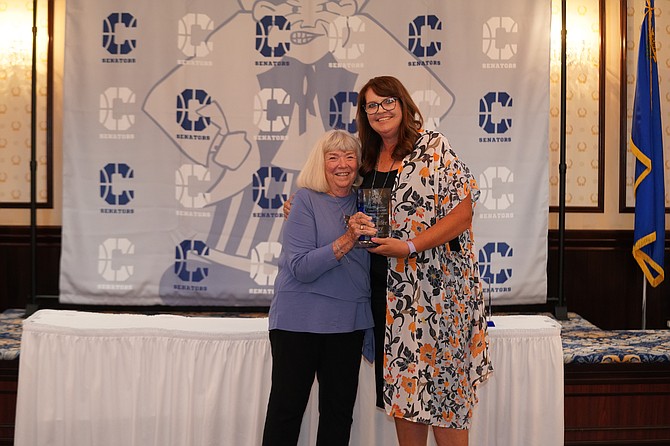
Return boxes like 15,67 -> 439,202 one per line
558,0 -> 669,230
1,0 -> 63,227
2,0 -> 666,230
556,0 -> 633,230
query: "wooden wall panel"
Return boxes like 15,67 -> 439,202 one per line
0,360 -> 18,446
547,230 -> 670,329
565,363 -> 670,445
0,227 -> 61,311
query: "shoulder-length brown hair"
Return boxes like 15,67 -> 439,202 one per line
355,76 -> 424,175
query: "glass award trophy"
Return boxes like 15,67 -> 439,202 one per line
357,188 -> 391,247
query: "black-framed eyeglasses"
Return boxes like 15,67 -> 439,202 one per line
362,97 -> 398,115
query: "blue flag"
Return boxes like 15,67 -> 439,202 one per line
631,0 -> 665,287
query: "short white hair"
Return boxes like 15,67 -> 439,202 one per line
296,130 -> 362,193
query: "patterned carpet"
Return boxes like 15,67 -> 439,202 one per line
1,309 -> 668,364
558,312 -> 670,364
0,309 -> 24,361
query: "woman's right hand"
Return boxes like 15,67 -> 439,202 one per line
333,212 -> 376,260
282,194 -> 294,220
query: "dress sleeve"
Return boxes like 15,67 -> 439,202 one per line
435,134 -> 480,219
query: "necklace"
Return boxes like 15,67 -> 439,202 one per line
330,192 -> 356,231
372,157 -> 397,189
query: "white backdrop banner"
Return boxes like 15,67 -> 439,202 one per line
60,0 -> 550,306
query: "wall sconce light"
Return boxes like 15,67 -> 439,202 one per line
550,2 -> 599,73
0,8 -> 32,72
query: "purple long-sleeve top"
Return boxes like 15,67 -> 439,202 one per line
268,188 -> 374,358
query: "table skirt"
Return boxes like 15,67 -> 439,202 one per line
14,311 -> 563,446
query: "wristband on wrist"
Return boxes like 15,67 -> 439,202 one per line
406,240 -> 417,258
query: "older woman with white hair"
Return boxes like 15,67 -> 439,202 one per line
262,129 -> 375,446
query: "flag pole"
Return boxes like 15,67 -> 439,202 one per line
25,0 -> 40,318
554,0 -> 568,321
641,277 -> 647,329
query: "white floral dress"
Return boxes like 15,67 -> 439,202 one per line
384,131 -> 493,428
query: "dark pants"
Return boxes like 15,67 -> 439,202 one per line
370,265 -> 387,409
261,329 -> 365,446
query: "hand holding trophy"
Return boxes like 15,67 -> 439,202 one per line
355,188 -> 390,247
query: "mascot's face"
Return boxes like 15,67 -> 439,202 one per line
252,0 -> 359,64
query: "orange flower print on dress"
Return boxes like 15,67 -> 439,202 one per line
411,220 -> 426,236
470,327 -> 487,357
408,257 -> 417,271
390,404 -> 403,417
401,376 -> 417,395
419,343 -> 437,368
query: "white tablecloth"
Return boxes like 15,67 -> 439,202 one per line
14,311 -> 563,446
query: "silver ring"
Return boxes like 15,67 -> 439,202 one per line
360,224 -> 364,230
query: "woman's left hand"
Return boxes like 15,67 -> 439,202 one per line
368,195 -> 473,258
347,212 -> 376,240
367,237 -> 410,258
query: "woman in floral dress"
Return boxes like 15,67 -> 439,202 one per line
357,76 -> 493,446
